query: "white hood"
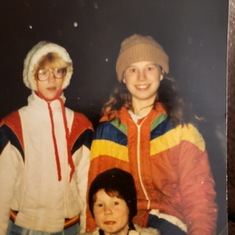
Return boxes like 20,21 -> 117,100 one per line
23,41 -> 73,91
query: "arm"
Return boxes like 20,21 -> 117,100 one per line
0,130 -> 23,234
70,113 -> 93,233
85,139 -> 102,232
178,125 -> 217,235
76,145 -> 91,233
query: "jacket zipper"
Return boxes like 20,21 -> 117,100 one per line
136,123 -> 150,210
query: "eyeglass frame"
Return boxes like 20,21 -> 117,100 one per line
36,67 -> 67,81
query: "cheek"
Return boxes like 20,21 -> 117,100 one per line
35,80 -> 39,89
94,210 -> 104,225
59,79 -> 64,89
150,72 -> 161,80
34,79 -> 39,90
123,79 -> 133,91
117,206 -> 129,217
93,208 -> 103,218
36,82 -> 43,92
117,209 -> 129,226
150,74 -> 161,85
57,80 -> 64,89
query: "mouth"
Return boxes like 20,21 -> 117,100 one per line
135,84 -> 150,89
47,87 -> 57,91
104,221 -> 116,225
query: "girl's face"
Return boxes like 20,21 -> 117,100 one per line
93,189 -> 129,235
36,66 -> 65,100
123,61 -> 163,107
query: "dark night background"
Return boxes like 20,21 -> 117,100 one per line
0,0 -> 228,234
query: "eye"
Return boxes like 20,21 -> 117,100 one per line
130,68 -> 137,73
113,201 -> 119,206
58,68 -> 67,76
95,202 -> 104,208
146,65 -> 156,71
54,68 -> 63,75
38,69 -> 47,75
126,67 -> 137,73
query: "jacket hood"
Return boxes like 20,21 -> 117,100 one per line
23,41 -> 73,91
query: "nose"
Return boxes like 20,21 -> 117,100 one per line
137,69 -> 147,81
48,71 -> 56,82
104,206 -> 112,215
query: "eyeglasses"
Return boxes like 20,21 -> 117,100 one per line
37,68 -> 67,81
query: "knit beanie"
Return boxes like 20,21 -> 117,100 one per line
89,168 -> 137,221
23,41 -> 73,90
116,34 -> 169,82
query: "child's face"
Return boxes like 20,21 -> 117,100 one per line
36,66 -> 65,100
123,61 -> 162,106
93,189 -> 129,235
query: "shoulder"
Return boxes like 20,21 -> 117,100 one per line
94,120 -> 127,140
133,224 -> 160,235
168,123 -> 206,151
175,123 -> 205,142
0,127 -> 9,154
164,122 -> 204,141
68,111 -> 93,132
0,110 -> 22,136
0,110 -> 24,157
80,228 -> 100,235
1,110 -> 20,126
97,117 -> 128,132
73,111 -> 92,126
68,111 -> 93,149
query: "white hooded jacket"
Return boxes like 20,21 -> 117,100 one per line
0,41 -> 93,234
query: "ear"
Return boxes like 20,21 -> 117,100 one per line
160,74 -> 164,81
123,77 -> 126,83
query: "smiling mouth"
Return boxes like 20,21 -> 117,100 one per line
135,84 -> 149,89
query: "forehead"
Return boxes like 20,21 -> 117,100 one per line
128,61 -> 157,67
94,189 -> 121,200
38,60 -> 65,69
37,53 -> 66,68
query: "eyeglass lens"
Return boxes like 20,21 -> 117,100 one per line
37,68 -> 66,81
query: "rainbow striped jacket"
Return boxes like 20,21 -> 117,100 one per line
86,104 -> 217,235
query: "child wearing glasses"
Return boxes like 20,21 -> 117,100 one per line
0,41 -> 93,235
83,168 -> 159,235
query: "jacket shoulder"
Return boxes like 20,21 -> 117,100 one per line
0,110 -> 24,159
73,112 -> 93,129
134,224 -> 160,235
94,120 -> 127,138
70,112 -> 93,152
1,111 -> 20,127
80,227 -> 100,235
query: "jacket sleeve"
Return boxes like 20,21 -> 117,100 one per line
177,125 -> 218,235
76,145 -> 91,233
0,129 -> 24,234
70,113 -> 93,233
85,139 -> 101,232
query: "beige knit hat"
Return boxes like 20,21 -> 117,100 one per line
116,34 -> 169,82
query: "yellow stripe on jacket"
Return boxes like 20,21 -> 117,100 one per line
150,123 -> 206,156
91,139 -> 128,162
